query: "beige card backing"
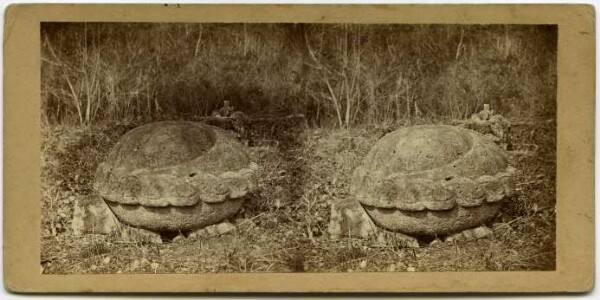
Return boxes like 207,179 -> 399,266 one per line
3,4 -> 595,293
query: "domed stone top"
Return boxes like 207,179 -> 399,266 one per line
351,125 -> 516,210
94,121 -> 257,207
104,122 -> 217,170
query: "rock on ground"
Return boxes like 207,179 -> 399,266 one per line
328,197 -> 420,247
71,194 -> 162,243
350,125 -> 516,236
446,225 -> 494,242
188,221 -> 237,238
118,225 -> 162,244
94,122 -> 257,233
376,230 -> 420,248
105,198 -> 244,233
72,195 -> 119,235
328,197 -> 376,239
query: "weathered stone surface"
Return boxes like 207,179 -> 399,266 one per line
446,225 -> 494,242
376,231 -> 420,248
351,125 -> 517,236
94,121 -> 258,232
117,225 -> 163,244
106,198 -> 244,233
72,195 -> 119,235
328,198 -> 376,239
364,202 -> 501,236
188,220 -> 237,238
71,195 -> 163,243
327,198 -> 419,248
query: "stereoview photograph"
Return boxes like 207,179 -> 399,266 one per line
40,22 -> 557,274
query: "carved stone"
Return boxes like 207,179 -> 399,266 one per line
94,121 -> 258,233
351,125 -> 517,236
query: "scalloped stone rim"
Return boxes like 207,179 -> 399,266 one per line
351,125 -> 517,210
94,122 -> 258,207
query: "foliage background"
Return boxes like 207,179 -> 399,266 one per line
41,23 -> 557,127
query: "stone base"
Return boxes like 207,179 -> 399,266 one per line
72,195 -> 120,235
327,198 -> 420,248
72,194 -> 163,243
445,225 -> 494,243
328,198 -> 501,248
363,203 -> 502,236
71,194 -> 242,243
375,230 -> 420,248
188,221 -> 237,238
328,198 -> 377,239
106,198 -> 244,233
117,225 -> 163,244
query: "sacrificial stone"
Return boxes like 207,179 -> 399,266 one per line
351,125 -> 517,236
94,121 -> 258,233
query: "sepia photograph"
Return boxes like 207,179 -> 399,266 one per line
39,22 -> 558,275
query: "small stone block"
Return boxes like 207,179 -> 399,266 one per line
118,226 -> 162,244
71,195 -> 119,235
429,238 -> 442,247
172,234 -> 186,243
377,231 -> 420,248
448,226 -> 494,242
473,226 -> 494,239
188,221 -> 236,238
214,221 -> 236,235
328,198 -> 376,239
462,229 -> 476,240
188,228 -> 207,239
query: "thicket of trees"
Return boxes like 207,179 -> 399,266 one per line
41,23 -> 557,127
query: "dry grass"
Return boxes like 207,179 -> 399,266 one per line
41,119 -> 555,274
42,23 -> 556,126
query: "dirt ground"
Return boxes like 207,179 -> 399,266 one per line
41,120 -> 556,274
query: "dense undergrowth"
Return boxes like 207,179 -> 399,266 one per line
42,23 -> 556,127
